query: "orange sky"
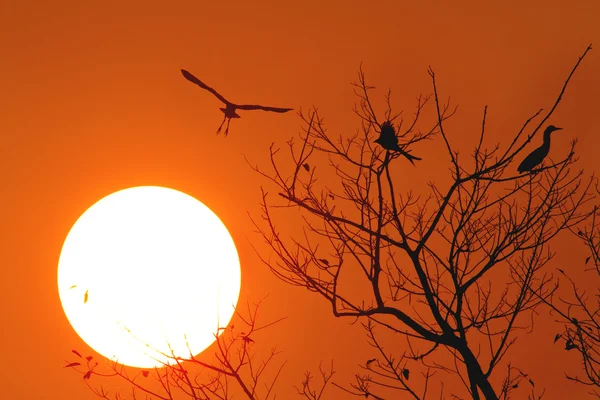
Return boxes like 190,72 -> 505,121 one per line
1,1 -> 599,398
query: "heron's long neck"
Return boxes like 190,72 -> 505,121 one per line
543,130 -> 552,146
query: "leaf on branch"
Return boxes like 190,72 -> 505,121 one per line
72,350 -> 82,358
565,339 -> 577,351
366,358 -> 376,366
65,362 -> 81,368
242,335 -> 255,344
585,256 -> 591,265
85,356 -> 93,361
142,370 -> 149,377
303,163 -> 310,171
558,268 -> 565,274
84,290 -> 89,304
83,370 -> 92,380
319,259 -> 330,265
554,333 -> 561,343
402,368 -> 410,380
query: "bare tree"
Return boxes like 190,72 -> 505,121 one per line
66,298 -> 286,400
542,181 -> 600,397
250,44 -> 595,399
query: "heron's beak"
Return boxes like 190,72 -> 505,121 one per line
555,127 -> 563,131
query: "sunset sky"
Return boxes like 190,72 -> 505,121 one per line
1,1 -> 600,398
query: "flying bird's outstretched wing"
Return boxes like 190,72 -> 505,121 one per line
181,68 -> 293,136
181,69 -> 230,105
237,104 -> 293,113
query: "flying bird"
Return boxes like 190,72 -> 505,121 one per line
181,69 -> 293,136
517,125 -> 562,173
374,121 -> 422,165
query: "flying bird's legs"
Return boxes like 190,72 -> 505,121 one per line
216,116 -> 234,136
216,115 -> 227,135
224,118 -> 232,137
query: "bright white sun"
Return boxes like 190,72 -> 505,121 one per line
57,186 -> 241,368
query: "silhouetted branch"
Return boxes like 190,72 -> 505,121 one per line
295,360 -> 336,400
538,178 -> 600,397
66,298 -> 286,400
251,46 -> 594,399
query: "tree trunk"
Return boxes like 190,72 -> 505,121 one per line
461,347 -> 498,400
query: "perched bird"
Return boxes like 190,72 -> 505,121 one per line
181,69 -> 293,136
374,121 -> 422,165
517,125 -> 562,173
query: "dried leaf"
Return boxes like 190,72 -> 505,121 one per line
242,335 -> 255,344
319,259 -> 329,265
585,256 -> 591,265
142,370 -> 149,378
65,362 -> 81,368
554,333 -> 561,343
303,163 -> 310,171
86,356 -> 93,361
402,368 -> 410,380
84,290 -> 89,304
565,339 -> 577,351
366,359 -> 376,366
72,350 -> 82,358
83,370 -> 92,380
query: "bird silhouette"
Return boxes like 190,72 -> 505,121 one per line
181,69 -> 293,136
374,121 -> 422,165
517,125 -> 562,173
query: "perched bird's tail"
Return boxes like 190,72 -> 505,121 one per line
399,150 -> 421,165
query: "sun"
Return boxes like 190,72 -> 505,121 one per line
57,186 -> 241,369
